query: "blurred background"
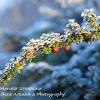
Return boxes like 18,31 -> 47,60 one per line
0,0 -> 100,100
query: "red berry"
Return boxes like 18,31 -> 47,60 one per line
64,45 -> 70,52
52,47 -> 60,53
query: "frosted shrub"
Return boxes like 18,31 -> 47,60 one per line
0,9 -> 99,85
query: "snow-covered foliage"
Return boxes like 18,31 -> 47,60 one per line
0,9 -> 100,85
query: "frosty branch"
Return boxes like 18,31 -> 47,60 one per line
0,9 -> 100,85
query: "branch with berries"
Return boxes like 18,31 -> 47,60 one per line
0,9 -> 100,85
